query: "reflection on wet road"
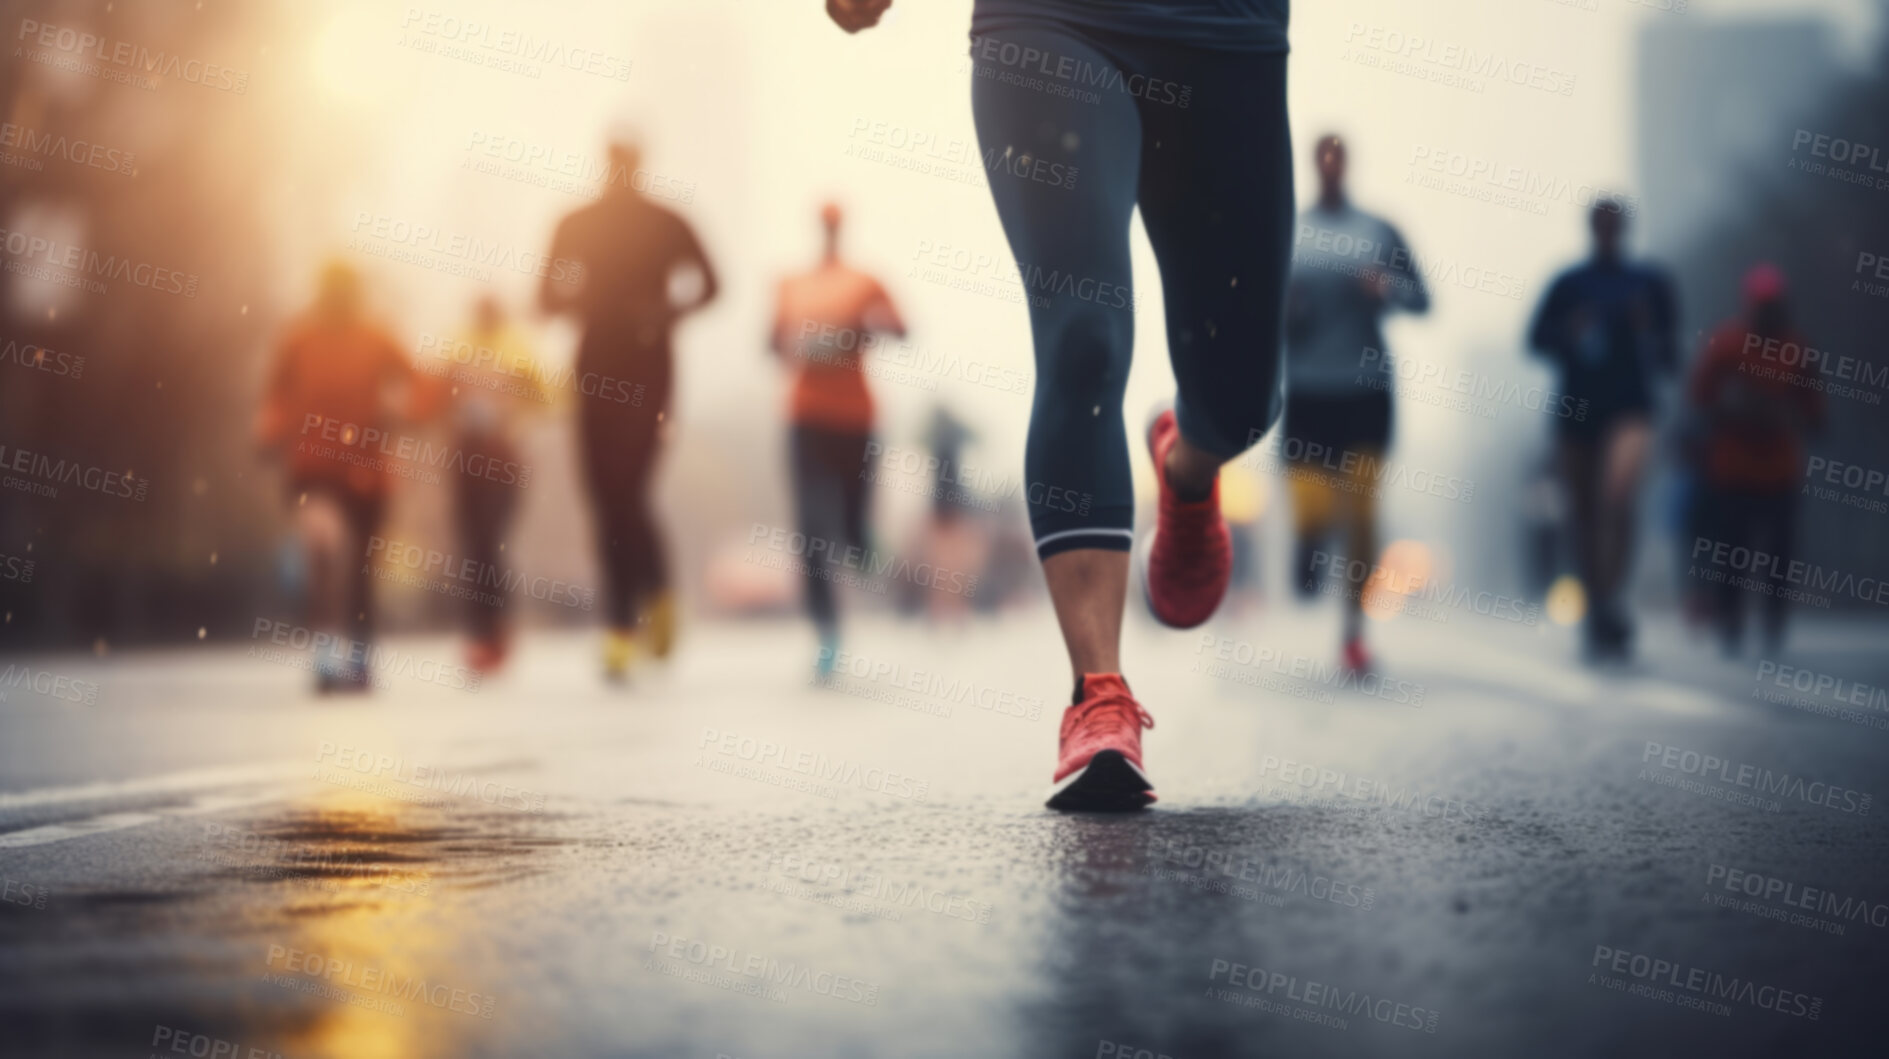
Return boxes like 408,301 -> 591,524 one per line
2,618 -> 1887,1057
1,791 -> 576,1059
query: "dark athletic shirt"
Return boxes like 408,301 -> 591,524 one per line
547,191 -> 709,396
971,0 -> 1290,53
1526,257 -> 1678,433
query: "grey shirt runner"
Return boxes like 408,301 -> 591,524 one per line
1283,201 -> 1429,398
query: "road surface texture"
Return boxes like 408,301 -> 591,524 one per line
2,603 -> 1885,1058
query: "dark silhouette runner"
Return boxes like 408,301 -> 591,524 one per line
1527,199 -> 1677,663
542,136 -> 719,682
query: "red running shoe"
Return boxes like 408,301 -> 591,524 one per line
1047,674 -> 1156,811
466,636 -> 509,676
1342,636 -> 1371,674
1141,410 -> 1232,629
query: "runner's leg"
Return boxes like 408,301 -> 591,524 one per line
1128,41 -> 1292,631
1289,470 -> 1335,597
1559,435 -> 1604,637
1341,449 -> 1382,645
621,412 -> 665,607
294,491 -> 348,638
341,491 -> 382,649
840,431 -> 872,560
580,401 -> 637,631
1704,485 -> 1748,651
457,435 -> 517,645
1599,414 -> 1652,636
791,425 -> 843,640
971,25 -> 1142,678
1758,491 -> 1796,649
1134,44 -> 1294,473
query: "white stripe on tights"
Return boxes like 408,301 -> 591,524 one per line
1035,527 -> 1135,550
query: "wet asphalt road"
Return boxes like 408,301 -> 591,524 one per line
2,604 -> 1886,1058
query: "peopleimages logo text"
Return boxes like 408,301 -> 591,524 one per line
1706,863 -> 1889,930
0,664 -> 99,705
0,443 -> 147,501
1206,957 -> 1441,1032
1641,742 -> 1870,815
647,931 -> 880,1006
313,741 -> 545,812
1590,945 -> 1822,1020
265,944 -> 496,1018
299,414 -> 531,487
747,522 -> 977,598
967,35 -> 1192,107
1754,660 -> 1887,711
697,728 -> 930,802
1342,22 -> 1575,96
15,19 -> 249,92
1689,537 -> 1889,607
0,228 -> 196,294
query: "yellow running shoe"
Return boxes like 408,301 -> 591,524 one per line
645,590 -> 678,660
603,626 -> 638,683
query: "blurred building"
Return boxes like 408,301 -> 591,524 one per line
1636,19 -> 1839,268
0,0 -> 288,647
1638,12 -> 1889,590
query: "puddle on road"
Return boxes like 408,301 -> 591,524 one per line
0,786 -> 585,1059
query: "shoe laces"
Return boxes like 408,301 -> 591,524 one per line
1069,688 -> 1155,742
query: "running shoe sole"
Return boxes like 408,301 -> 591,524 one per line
1046,749 -> 1156,812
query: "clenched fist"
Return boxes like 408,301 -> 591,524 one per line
827,0 -> 892,33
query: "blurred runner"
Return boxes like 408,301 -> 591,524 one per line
1522,454 -> 1567,599
769,202 -> 906,676
542,135 -> 718,682
1527,199 -> 1678,663
913,404 -> 990,625
437,295 -> 548,674
1282,134 -> 1429,673
829,0 -> 1294,810
922,403 -> 976,521
1683,264 -> 1822,655
255,262 -> 441,692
